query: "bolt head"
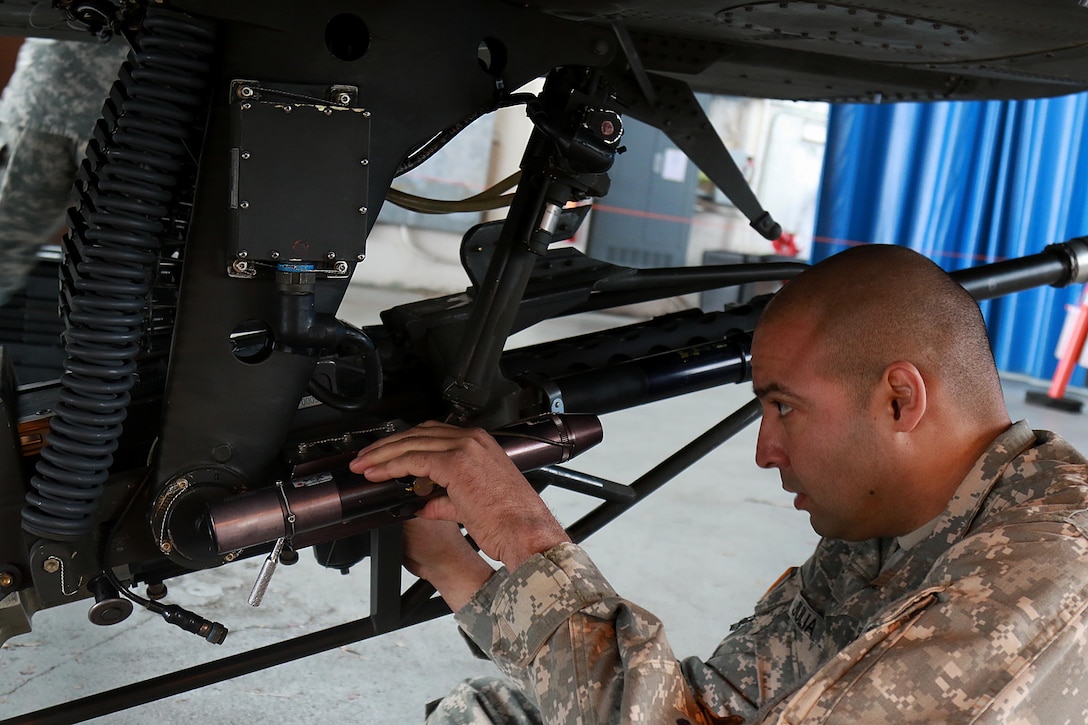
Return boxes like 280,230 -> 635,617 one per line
42,558 -> 61,574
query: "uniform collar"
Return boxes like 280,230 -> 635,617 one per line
921,420 -> 1036,549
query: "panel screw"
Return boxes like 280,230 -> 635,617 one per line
0,572 -> 14,588
241,151 -> 251,160
160,542 -> 173,554
239,201 -> 250,209
358,206 -> 368,215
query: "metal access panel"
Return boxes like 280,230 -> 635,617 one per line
586,115 -> 699,268
229,82 -> 371,263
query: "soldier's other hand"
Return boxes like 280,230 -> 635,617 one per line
402,518 -> 493,612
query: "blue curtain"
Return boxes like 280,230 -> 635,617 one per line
813,93 -> 1088,381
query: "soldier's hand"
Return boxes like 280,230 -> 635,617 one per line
350,421 -> 571,572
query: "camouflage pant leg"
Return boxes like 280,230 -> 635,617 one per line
0,122 -> 81,306
425,676 -> 543,725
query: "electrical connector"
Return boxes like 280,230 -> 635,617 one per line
152,603 -> 229,644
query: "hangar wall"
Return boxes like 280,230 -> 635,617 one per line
360,95 -> 827,315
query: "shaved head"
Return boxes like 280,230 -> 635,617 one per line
758,245 -> 1006,418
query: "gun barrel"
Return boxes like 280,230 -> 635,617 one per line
953,237 -> 1088,300
207,414 -> 603,554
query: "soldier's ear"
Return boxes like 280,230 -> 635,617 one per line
880,361 -> 926,432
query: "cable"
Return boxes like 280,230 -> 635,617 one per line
395,93 -> 533,176
103,566 -> 228,644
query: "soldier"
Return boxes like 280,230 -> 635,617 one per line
352,244 -> 1088,723
0,37 -> 129,307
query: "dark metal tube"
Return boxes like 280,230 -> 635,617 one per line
207,414 -> 603,553
207,482 -> 342,555
553,334 -> 751,414
566,398 -> 762,543
593,262 -> 809,293
490,413 -> 602,469
952,238 -> 1088,300
526,465 -> 637,503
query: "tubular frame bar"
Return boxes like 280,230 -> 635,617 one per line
0,577 -> 448,725
566,398 -> 763,543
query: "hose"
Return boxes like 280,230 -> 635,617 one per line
22,9 -> 216,540
386,170 -> 522,214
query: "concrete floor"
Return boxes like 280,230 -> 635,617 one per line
3,282 -> 1088,724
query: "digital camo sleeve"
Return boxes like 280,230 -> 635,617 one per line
455,542 -> 736,724
775,505 -> 1088,723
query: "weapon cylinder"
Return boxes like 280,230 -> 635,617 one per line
553,335 -> 751,414
207,414 -> 603,554
952,237 -> 1088,300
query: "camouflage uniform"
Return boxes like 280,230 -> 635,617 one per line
434,420 -> 1088,724
0,38 -> 128,306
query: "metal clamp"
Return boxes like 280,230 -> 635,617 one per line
519,372 -> 565,414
